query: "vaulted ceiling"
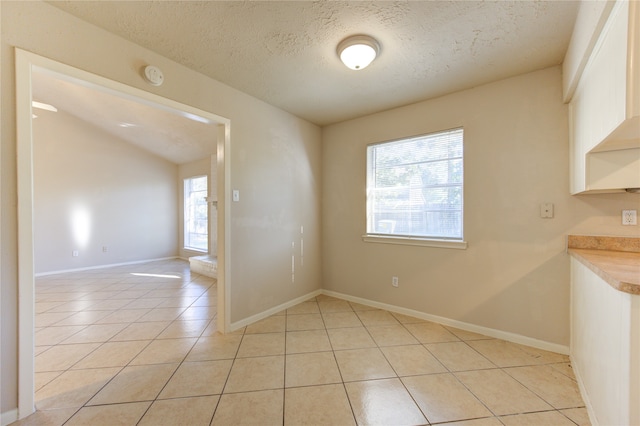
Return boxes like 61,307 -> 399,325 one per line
32,70 -> 216,164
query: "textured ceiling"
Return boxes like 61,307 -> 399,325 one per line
48,0 -> 579,126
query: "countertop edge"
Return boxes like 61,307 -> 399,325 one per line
568,248 -> 640,295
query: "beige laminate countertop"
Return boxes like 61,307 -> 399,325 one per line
568,235 -> 640,295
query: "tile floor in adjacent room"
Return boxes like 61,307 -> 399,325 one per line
13,259 -> 590,425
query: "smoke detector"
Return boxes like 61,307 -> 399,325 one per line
142,65 -> 164,86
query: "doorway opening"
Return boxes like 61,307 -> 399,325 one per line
15,49 -> 231,419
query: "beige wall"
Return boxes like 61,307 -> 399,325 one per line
33,110 -> 179,274
322,66 -> 640,348
1,0 -> 322,415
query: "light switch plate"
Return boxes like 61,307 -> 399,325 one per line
540,203 -> 554,218
232,190 -> 240,202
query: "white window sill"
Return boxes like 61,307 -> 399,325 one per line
362,234 -> 468,249
184,247 -> 208,254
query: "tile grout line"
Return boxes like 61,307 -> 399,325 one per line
420,336 -> 501,421
319,298 -> 361,426
211,315 -> 247,423
282,305 -> 291,426
391,317 -> 447,425
30,261 -> 587,426
34,262 -> 217,424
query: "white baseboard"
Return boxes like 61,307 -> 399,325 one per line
322,289 -> 570,355
34,256 -> 180,277
1,408 -> 18,426
224,287 -> 569,355
228,289 -> 323,331
570,354 -> 599,426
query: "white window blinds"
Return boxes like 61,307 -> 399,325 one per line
366,128 -> 464,240
184,176 -> 208,251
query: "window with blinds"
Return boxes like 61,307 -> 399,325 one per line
184,175 -> 208,251
366,128 -> 464,240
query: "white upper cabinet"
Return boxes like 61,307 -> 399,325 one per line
565,1 -> 640,194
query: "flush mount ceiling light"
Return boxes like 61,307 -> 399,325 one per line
32,101 -> 58,112
337,35 -> 380,70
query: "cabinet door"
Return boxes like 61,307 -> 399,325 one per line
570,1 -> 640,194
571,259 -> 633,425
572,0 -> 628,155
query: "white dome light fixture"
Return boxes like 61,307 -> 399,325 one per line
337,35 -> 380,70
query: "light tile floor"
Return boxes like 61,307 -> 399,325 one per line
13,259 -> 590,425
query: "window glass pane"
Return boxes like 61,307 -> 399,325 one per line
417,158 -> 463,186
367,128 -> 463,240
184,176 -> 208,251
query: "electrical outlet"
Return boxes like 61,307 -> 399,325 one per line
392,276 -> 399,287
540,203 -> 554,218
622,210 -> 637,225
102,246 -> 108,253
72,250 -> 79,257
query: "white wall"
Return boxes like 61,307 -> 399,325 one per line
322,66 -> 640,349
33,110 -> 179,274
571,258 -> 640,426
1,1 -> 322,417
178,157 -> 213,259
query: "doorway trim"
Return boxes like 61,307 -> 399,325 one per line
15,48 -> 232,419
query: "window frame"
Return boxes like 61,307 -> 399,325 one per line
363,128 -> 467,249
183,175 -> 209,253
